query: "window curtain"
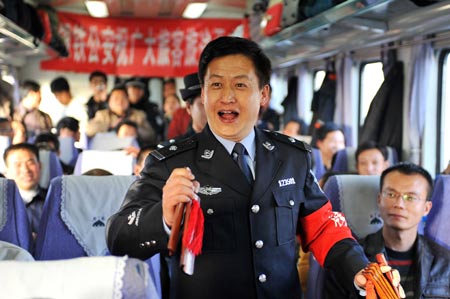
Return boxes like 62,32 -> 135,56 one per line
359,61 -> 404,158
408,42 -> 437,165
334,53 -> 357,146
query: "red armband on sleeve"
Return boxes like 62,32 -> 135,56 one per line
299,201 -> 354,266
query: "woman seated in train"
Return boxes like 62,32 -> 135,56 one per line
85,85 -> 156,146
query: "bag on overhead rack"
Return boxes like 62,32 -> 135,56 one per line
17,3 -> 44,40
264,0 -> 283,36
37,5 -> 69,57
281,0 -> 302,28
299,0 -> 346,20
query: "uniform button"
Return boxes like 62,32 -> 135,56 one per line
145,241 -> 151,248
207,208 -> 214,215
251,204 -> 260,213
289,200 -> 295,206
255,240 -> 264,249
139,243 -> 145,248
151,240 -> 157,245
258,274 -> 267,283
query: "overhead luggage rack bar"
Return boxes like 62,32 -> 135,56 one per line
0,14 -> 37,49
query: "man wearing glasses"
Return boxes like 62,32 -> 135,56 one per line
326,162 -> 450,298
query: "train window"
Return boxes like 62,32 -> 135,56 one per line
359,62 -> 384,125
439,51 -> 450,171
314,70 -> 326,91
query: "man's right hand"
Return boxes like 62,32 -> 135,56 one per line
162,167 -> 200,227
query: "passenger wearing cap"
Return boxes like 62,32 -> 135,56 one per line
167,73 -> 207,140
125,78 -> 164,142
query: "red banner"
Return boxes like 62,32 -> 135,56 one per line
41,13 -> 243,77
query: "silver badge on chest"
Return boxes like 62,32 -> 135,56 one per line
198,185 -> 222,195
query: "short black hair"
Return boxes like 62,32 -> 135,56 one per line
108,85 -> 128,101
198,36 -> 271,89
89,70 -> 107,82
355,140 -> 388,162
284,118 -> 305,135
4,143 -> 40,165
20,80 -> 40,100
136,144 -> 156,166
380,162 -> 434,200
50,76 -> 70,93
34,132 -> 60,152
115,120 -> 138,133
56,117 -> 80,135
315,122 -> 343,141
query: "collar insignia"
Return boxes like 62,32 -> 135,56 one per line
288,137 -> 296,143
262,141 -> 275,151
198,185 -> 222,196
201,149 -> 214,159
169,145 -> 178,151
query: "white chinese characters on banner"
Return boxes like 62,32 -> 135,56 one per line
41,13 -> 242,76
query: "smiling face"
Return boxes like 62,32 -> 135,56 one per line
5,149 -> 41,191
201,54 -> 269,142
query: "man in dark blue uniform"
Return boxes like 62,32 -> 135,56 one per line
107,36 -> 369,299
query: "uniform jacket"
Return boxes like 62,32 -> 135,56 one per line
107,126 -> 367,299
326,229 -> 450,299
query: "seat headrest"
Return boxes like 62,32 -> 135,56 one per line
323,174 -> 383,239
0,256 -> 159,298
424,175 -> 450,249
60,175 -> 136,256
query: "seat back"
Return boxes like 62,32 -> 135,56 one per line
59,136 -> 79,167
424,175 -> 450,250
0,256 -> 160,299
35,175 -> 136,259
306,174 -> 382,299
34,175 -> 162,296
89,131 -> 137,151
74,150 -> 136,175
0,240 -> 34,261
38,149 -> 64,189
0,178 -> 32,252
331,147 -> 357,173
323,174 -> 383,238
311,148 -> 326,180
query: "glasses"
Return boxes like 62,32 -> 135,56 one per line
381,190 -> 421,203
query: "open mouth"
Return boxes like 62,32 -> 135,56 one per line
218,110 -> 239,121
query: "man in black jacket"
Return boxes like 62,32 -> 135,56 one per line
326,162 -> 450,299
107,36 -> 369,299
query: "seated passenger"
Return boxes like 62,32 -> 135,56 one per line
355,141 -> 390,175
315,122 -> 345,171
325,162 -> 450,298
115,120 -> 140,158
14,80 -> 53,139
86,85 -> 156,146
133,145 -> 155,176
282,118 -> 302,137
56,117 -> 81,174
3,143 -> 47,236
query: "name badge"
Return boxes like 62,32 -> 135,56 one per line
278,178 -> 296,187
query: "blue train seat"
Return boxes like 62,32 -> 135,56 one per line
0,178 -> 32,253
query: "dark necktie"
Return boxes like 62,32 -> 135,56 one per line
232,143 -> 254,185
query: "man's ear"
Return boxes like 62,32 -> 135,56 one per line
423,201 -> 432,217
260,84 -> 270,106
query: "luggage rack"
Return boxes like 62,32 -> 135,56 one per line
257,0 -> 450,67
0,14 -> 58,64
